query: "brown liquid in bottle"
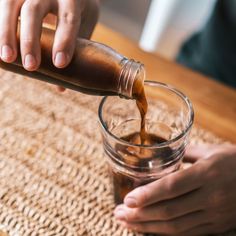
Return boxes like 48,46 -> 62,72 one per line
0,25 -> 149,147
0,24 -> 143,99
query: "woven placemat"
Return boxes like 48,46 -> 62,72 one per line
0,69 -> 235,236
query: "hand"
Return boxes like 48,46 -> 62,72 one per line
0,0 -> 99,71
114,144 -> 236,235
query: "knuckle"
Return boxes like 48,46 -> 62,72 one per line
59,12 -> 79,25
21,38 -> 34,47
20,38 -> 37,53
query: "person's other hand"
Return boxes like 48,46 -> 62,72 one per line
0,0 -> 99,71
114,144 -> 236,235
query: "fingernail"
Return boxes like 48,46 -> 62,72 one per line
114,209 -> 126,221
124,197 -> 137,208
55,52 -> 67,68
24,54 -> 37,70
1,45 -> 13,61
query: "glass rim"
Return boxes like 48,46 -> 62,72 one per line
98,81 -> 194,148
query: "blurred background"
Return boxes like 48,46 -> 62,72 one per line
100,0 -> 217,60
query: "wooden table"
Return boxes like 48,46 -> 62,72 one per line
92,24 -> 236,143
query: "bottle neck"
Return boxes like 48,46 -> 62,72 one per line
118,59 -> 145,99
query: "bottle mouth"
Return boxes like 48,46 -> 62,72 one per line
118,59 -> 145,99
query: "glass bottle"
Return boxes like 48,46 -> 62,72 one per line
0,25 -> 145,99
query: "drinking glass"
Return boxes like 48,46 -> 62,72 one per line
98,81 -> 194,204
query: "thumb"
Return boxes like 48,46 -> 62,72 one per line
184,144 -> 219,163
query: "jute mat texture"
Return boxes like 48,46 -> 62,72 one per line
0,69 -> 235,236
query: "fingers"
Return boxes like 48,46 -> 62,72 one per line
0,0 -> 90,71
115,190 -> 204,222
176,223 -> 215,236
78,0 -> 99,39
184,144 -> 235,163
52,0 -> 81,68
20,0 -> 52,71
0,0 -> 23,62
124,163 -> 204,208
184,144 -> 217,162
117,211 -> 210,235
